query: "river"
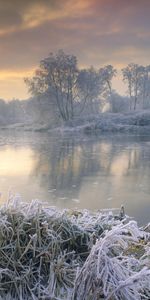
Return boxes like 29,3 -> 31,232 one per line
0,130 -> 149,225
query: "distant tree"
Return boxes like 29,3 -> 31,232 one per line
7,99 -> 23,122
99,65 -> 117,95
99,65 -> 117,111
77,66 -> 103,114
0,99 -> 7,125
110,92 -> 130,113
139,65 -> 150,108
122,63 -> 145,110
122,65 -> 132,110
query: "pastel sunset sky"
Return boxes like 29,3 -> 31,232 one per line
0,0 -> 150,100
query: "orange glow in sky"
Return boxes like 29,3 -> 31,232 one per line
0,0 -> 150,100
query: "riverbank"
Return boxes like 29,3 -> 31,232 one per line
0,197 -> 149,299
1,110 -> 150,135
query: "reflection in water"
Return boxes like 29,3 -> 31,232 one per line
0,132 -> 149,225
32,139 -> 101,202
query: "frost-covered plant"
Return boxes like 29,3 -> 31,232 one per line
0,195 -> 124,299
0,195 -> 149,299
73,221 -> 150,300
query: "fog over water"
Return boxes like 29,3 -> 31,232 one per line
0,131 -> 149,225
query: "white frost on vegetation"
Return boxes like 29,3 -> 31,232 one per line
73,221 -> 150,300
0,195 -> 149,299
62,110 -> 150,134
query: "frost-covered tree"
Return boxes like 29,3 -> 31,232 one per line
25,50 -> 103,121
99,65 -> 117,95
77,66 -> 103,114
122,63 -> 145,110
110,92 -> 130,113
99,65 -> 117,111
25,50 -> 79,121
139,65 -> 150,108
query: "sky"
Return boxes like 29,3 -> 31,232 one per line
0,0 -> 150,100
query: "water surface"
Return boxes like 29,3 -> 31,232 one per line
0,131 -> 149,225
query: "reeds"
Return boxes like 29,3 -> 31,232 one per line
0,195 -> 149,299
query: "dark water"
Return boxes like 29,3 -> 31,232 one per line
0,131 -> 149,225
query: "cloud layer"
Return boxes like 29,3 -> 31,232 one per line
0,0 -> 150,99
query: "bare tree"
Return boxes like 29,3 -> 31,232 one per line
122,63 -> 144,110
139,65 -> 150,108
25,50 -> 79,121
77,66 -> 103,114
99,65 -> 117,95
25,50 -> 103,121
99,65 -> 117,111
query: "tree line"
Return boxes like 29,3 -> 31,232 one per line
0,50 -> 150,127
25,50 -> 150,122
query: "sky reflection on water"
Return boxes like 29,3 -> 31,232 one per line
0,132 -> 149,225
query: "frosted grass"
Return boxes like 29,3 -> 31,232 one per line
0,195 -> 149,299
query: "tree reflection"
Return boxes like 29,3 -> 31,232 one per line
30,135 -> 144,201
0,131 -> 149,223
31,137 -> 101,199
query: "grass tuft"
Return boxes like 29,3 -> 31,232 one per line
0,196 -> 149,299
